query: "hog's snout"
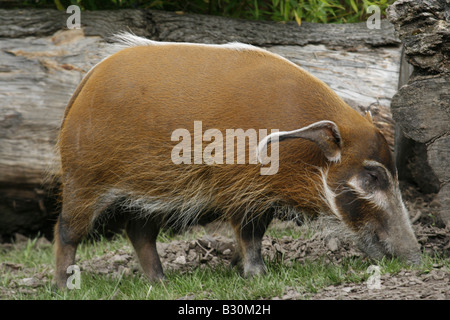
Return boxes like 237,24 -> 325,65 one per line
358,226 -> 421,265
355,201 -> 422,265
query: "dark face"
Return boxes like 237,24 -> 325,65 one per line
325,131 -> 421,264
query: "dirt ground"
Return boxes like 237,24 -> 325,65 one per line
1,184 -> 449,300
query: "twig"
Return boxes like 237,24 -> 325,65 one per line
196,240 -> 215,259
410,210 -> 422,224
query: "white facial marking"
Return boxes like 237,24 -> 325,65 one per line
347,175 -> 389,212
319,167 -> 342,220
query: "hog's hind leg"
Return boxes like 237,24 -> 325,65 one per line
126,217 -> 164,282
53,211 -> 85,290
53,185 -> 119,289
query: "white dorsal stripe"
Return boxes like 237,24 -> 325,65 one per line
110,32 -> 309,77
111,32 -> 260,51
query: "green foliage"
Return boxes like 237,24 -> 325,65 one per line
16,0 -> 394,23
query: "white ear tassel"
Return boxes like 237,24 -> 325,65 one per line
256,132 -> 281,164
365,110 -> 373,123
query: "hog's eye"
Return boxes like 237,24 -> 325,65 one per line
361,170 -> 378,190
363,165 -> 389,190
367,171 -> 378,182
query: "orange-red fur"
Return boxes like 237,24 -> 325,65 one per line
59,43 -> 376,234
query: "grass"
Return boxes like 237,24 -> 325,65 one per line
1,223 -> 448,300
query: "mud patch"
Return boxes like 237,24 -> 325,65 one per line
309,269 -> 449,300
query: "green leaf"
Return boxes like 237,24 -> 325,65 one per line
349,0 -> 359,13
54,0 -> 65,11
294,9 -> 301,26
254,0 -> 260,19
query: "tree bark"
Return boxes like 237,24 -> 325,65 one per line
387,0 -> 450,226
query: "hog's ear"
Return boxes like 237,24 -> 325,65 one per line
257,120 -> 342,163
